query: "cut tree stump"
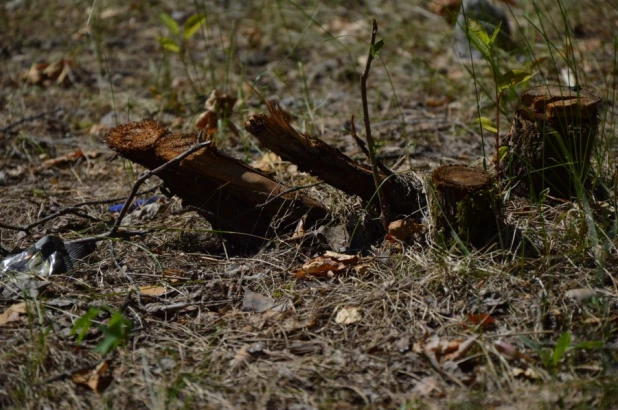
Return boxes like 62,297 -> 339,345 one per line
430,165 -> 502,248
500,85 -> 602,198
105,120 -> 329,250
244,102 -> 424,219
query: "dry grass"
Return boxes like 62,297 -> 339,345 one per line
1,0 -> 618,408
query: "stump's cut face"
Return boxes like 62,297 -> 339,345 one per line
432,165 -> 490,192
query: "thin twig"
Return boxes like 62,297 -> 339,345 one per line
361,19 -> 389,229
349,114 -> 392,176
258,182 -> 325,207
0,108 -> 63,133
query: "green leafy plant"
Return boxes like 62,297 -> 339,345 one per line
158,13 -> 206,56
72,307 -> 133,356
466,20 -> 536,175
520,332 -> 604,372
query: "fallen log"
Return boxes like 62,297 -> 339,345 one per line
105,120 -> 329,250
244,102 -> 424,220
499,85 -> 602,198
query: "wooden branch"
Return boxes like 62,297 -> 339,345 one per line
245,103 -> 424,219
105,120 -> 329,250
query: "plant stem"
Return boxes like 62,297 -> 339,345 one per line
361,19 -> 389,229
494,79 -> 501,179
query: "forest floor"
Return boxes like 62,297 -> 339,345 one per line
1,0 -> 618,408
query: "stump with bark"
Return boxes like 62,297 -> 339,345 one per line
430,165 -> 502,248
499,85 -> 602,198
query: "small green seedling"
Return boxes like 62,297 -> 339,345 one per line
520,332 -> 604,372
158,13 -> 207,55
466,20 -> 536,174
72,307 -> 132,356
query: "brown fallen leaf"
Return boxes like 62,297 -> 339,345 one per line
422,335 -> 478,369
250,152 -> 283,174
353,264 -> 370,275
25,59 -> 76,87
466,313 -> 497,330
297,257 -> 345,277
195,89 -> 239,138
0,302 -> 30,326
494,340 -> 533,362
323,251 -> 359,265
295,252 -> 363,279
387,218 -> 426,241
72,360 -> 112,395
139,285 -> 167,297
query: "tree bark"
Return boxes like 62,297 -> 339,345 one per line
499,85 -> 602,198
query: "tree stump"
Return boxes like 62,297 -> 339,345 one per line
430,165 -> 501,248
499,85 -> 602,198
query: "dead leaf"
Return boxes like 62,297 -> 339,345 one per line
467,313 -> 496,330
0,302 -> 30,326
299,257 -> 345,276
335,306 -> 361,325
242,288 -> 276,313
323,251 -> 359,265
71,360 -> 112,395
139,285 -> 167,297
387,218 -> 426,241
422,335 -> 478,369
231,343 -> 266,369
250,152 -> 283,174
194,111 -> 218,136
353,264 -> 370,275
25,59 -> 75,87
195,90 -> 238,137
494,340 -> 532,362
294,252 -> 362,279
411,375 -> 442,398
